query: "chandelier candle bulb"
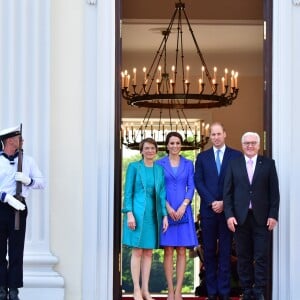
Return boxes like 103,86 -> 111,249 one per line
235,72 -> 238,88
186,65 -> 190,81
185,80 -> 189,93
124,70 -> 128,87
143,67 -> 147,83
224,68 -> 228,85
133,68 -> 136,85
201,66 -> 205,81
170,79 -> 175,93
127,74 -> 130,88
212,79 -> 216,92
222,77 -> 225,94
158,65 -> 162,82
172,65 -> 175,81
198,79 -> 203,93
231,70 -> 235,88
213,66 -> 217,81
156,79 -> 160,94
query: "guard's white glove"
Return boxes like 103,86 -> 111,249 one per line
15,172 -> 31,186
3,194 -> 25,210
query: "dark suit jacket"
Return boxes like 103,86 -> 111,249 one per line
223,155 -> 280,226
194,146 -> 242,218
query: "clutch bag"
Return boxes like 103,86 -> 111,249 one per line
168,212 -> 189,225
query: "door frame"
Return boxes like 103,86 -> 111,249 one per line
113,0 -> 122,300
113,0 -> 274,299
263,1 -> 273,299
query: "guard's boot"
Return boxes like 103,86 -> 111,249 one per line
0,286 -> 7,300
8,288 -> 19,300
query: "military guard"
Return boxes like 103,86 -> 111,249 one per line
0,125 -> 45,300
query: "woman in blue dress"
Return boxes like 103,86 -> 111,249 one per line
122,138 -> 168,300
156,132 -> 198,300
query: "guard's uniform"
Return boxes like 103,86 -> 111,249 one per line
0,128 -> 45,291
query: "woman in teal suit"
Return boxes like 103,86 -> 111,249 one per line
122,138 -> 168,300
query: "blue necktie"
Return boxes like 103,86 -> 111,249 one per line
216,149 -> 221,175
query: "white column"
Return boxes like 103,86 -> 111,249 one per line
0,1 -> 64,299
82,0 -> 116,299
273,1 -> 300,299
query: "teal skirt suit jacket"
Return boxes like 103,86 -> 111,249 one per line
122,160 -> 167,249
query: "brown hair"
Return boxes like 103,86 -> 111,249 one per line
139,138 -> 158,153
165,131 -> 183,154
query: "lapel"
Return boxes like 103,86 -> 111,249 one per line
207,148 -> 218,175
252,155 -> 264,184
220,147 -> 231,175
160,155 -> 184,179
138,160 -> 147,190
238,156 -> 250,184
153,163 -> 161,194
161,156 -> 174,179
176,156 -> 185,178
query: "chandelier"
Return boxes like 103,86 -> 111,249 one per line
121,0 -> 239,109
121,114 -> 210,152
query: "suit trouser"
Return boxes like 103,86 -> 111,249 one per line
0,202 -> 27,288
234,211 -> 271,294
201,213 -> 232,296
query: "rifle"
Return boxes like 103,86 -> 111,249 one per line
15,123 -> 23,231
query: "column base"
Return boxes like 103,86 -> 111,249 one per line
20,287 -> 64,300
19,252 -> 65,300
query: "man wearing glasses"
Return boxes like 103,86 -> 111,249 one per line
223,132 -> 280,300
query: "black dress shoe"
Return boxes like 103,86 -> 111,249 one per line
241,288 -> 253,300
254,294 -> 264,300
0,286 -> 7,300
241,295 -> 253,300
219,295 -> 230,300
8,288 -> 20,300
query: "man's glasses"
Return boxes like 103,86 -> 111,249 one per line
243,141 -> 258,146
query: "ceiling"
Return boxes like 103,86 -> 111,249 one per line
121,0 -> 263,55
122,0 -> 263,21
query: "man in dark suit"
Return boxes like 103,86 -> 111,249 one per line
194,122 -> 242,300
223,132 -> 280,300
